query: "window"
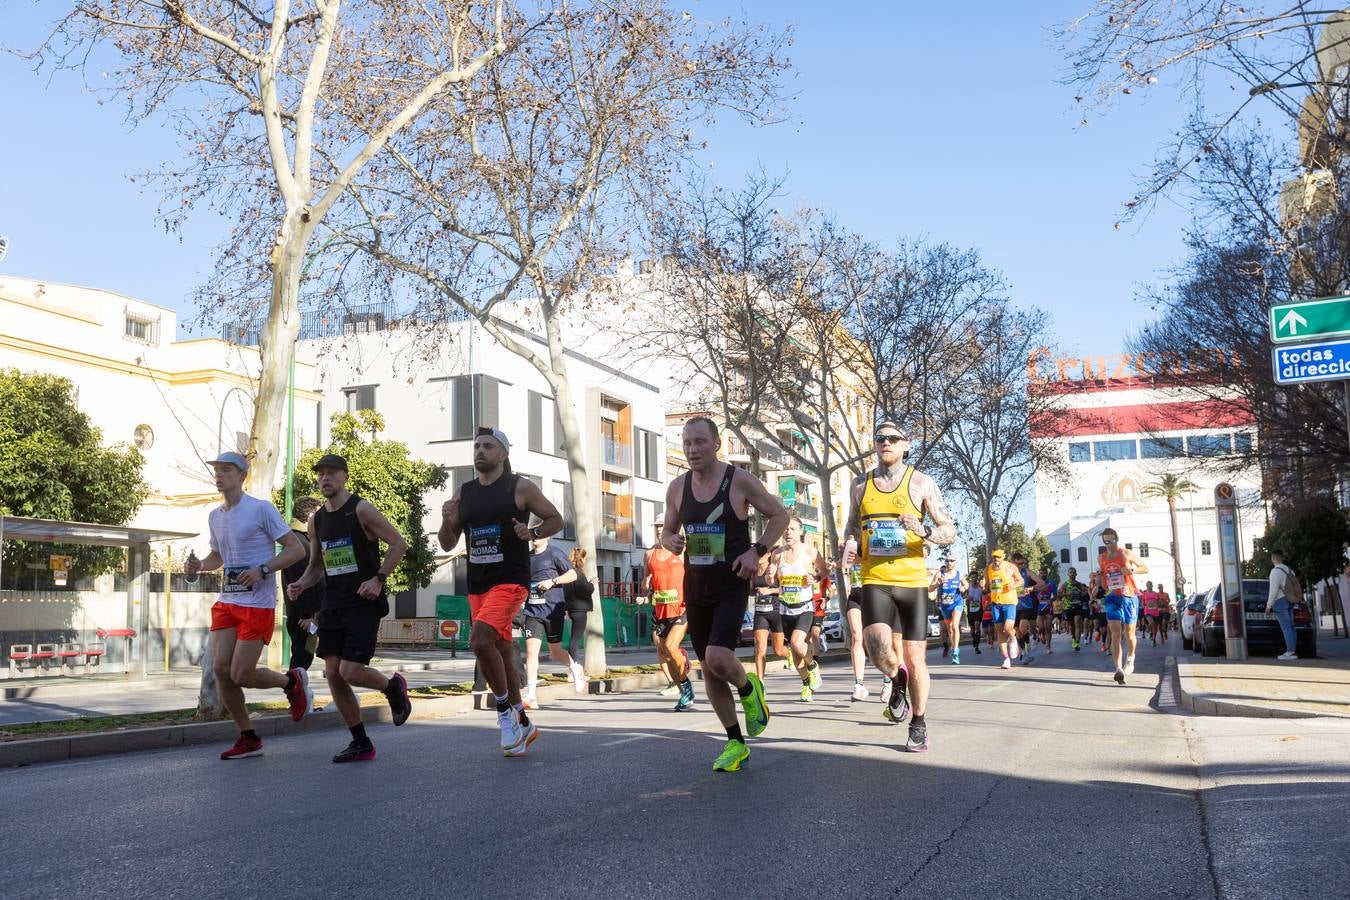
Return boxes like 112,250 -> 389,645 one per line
1068,442 -> 1091,462
1187,434 -> 1231,457
1059,548 -> 1070,564
1139,542 -> 1149,558
528,391 -> 546,453
1234,432 -> 1254,455
528,391 -> 567,456
519,473 -> 543,490
1125,542 -> 1132,550
553,479 -> 576,541
123,311 -> 160,346
1077,546 -> 1087,562
633,428 -> 661,481
1097,545 -> 1105,556
1200,539 -> 1212,556
1141,436 -> 1184,459
343,384 -> 377,412
1093,439 -> 1137,461
449,374 -> 501,440
449,466 -> 475,496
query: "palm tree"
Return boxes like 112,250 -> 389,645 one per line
1143,473 -> 1199,597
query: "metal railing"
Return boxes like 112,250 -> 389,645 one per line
223,300 -> 452,346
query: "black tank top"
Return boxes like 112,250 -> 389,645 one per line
459,472 -> 530,593
313,493 -> 385,612
678,463 -> 751,604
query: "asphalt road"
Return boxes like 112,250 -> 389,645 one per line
2,637 -> 1345,899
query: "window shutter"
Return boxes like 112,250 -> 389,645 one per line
528,392 -> 543,453
452,376 -> 472,440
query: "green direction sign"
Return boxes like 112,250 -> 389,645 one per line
1270,295 -> 1350,344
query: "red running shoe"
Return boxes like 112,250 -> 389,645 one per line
285,667 -> 312,722
220,735 -> 263,760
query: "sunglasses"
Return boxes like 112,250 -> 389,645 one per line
874,433 -> 904,444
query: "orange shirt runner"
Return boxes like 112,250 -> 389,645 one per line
646,546 -> 686,620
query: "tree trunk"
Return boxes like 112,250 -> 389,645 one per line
1167,496 -> 1185,595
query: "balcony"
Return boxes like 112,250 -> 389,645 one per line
602,439 -> 632,469
601,512 -> 633,544
794,502 -> 819,523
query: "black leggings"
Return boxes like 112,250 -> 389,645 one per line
860,585 -> 929,640
567,609 -> 588,660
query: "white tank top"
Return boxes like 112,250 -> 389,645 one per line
777,549 -> 814,613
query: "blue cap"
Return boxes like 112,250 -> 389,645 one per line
207,452 -> 249,473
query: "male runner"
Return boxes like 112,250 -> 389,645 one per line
185,453 -> 310,759
1035,566 -> 1058,654
809,567 -> 831,655
523,530 -> 584,708
1058,567 -> 1091,651
280,495 -> 323,673
776,517 -> 827,700
644,522 -> 694,711
751,550 -> 787,682
1098,527 -> 1148,684
438,427 -> 564,756
1012,553 -> 1043,665
981,549 -> 1024,669
841,422 -> 957,753
931,554 -> 968,665
965,574 -> 984,655
286,454 -> 413,763
844,564 -> 870,700
660,416 -> 787,772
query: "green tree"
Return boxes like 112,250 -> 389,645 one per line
1031,528 -> 1057,576
971,523 -> 1037,571
1245,500 -> 1350,588
1142,473 -> 1199,596
0,369 -> 147,577
276,410 -> 447,595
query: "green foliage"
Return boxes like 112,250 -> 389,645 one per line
1245,499 -> 1350,585
0,369 -> 148,578
276,410 -> 447,594
971,523 -> 1054,573
1142,473 -> 1200,502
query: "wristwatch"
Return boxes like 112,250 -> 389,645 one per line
531,527 -> 543,539
375,572 -> 388,584
259,564 -> 271,577
753,541 -> 769,557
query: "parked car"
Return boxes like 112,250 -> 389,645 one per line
739,610 -> 755,647
927,614 -> 942,639
1199,579 -> 1317,658
1179,588 -> 1213,651
821,610 -> 843,643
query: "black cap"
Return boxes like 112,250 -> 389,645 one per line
312,454 -> 349,473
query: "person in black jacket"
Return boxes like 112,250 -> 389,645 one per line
281,496 -> 324,671
563,547 -> 595,672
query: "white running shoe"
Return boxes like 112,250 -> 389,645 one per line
1277,651 -> 1298,661
498,707 -> 523,750
570,662 -> 586,693
1010,639 -> 1020,661
1124,655 -> 1136,676
1000,657 -> 1011,670
523,694 -> 539,710
851,682 -> 869,702
880,678 -> 893,705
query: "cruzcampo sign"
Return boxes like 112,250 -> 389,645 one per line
1269,295 -> 1350,344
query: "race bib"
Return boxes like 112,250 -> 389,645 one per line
222,565 -> 250,594
321,536 -> 359,576
865,518 -> 909,557
991,576 -> 1005,593
1106,570 -> 1126,592
469,524 -> 504,565
686,523 -> 726,566
754,595 -> 776,613
652,589 -> 679,604
779,573 -> 809,603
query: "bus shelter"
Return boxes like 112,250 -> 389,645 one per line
0,515 -> 196,681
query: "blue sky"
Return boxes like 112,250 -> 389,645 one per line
1,1 -> 1220,354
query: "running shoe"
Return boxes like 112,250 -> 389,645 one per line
1072,639 -> 1080,651
675,680 -> 696,711
1021,652 -> 1034,666
942,645 -> 949,658
883,667 -> 910,724
285,667 -> 312,722
523,695 -> 539,710
740,673 -> 771,737
880,676 -> 893,706
386,672 -> 412,726
951,648 -> 961,666
1124,655 -> 1136,676
1010,639 -> 1020,661
219,735 -> 263,760
904,721 -> 929,753
974,646 -> 981,654
712,739 -> 750,772
1114,668 -> 1126,685
333,738 -> 376,763
498,707 -> 523,750
851,682 -> 870,702
660,683 -> 681,697
1000,657 -> 1011,670
807,662 -> 822,692
505,720 -> 539,757
800,685 -> 813,702
571,662 -> 587,694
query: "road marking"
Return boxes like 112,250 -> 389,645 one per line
1217,790 -> 1350,804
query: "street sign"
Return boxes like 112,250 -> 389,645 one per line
1269,295 -> 1350,343
1271,338 -> 1350,385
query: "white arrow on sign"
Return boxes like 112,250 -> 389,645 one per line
1279,309 -> 1308,335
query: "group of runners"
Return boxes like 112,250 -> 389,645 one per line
190,415 -> 1159,772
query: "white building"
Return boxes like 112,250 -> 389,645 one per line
1031,350 -> 1268,597
298,311 -> 669,618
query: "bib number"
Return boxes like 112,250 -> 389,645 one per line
321,537 -> 359,576
470,525 -> 504,565
1106,570 -> 1126,592
222,565 -> 250,594
778,573 -> 809,604
865,518 -> 909,558
991,576 -> 1005,593
686,523 -> 726,566
652,589 -> 679,604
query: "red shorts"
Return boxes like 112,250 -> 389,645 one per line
210,601 -> 276,643
470,584 -> 529,642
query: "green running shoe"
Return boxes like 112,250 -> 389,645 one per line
712,739 -> 750,772
740,672 -> 771,737
807,662 -> 822,691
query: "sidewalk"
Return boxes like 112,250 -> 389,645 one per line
1176,628 -> 1350,719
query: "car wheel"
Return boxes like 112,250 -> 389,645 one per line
1200,633 -> 1220,657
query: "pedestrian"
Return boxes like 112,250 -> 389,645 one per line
286,454 -> 413,762
184,453 -> 311,759
563,546 -> 595,687
280,495 -> 323,673
1267,549 -> 1301,661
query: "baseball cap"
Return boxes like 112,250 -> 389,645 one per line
874,420 -> 910,440
477,426 -> 510,452
207,452 -> 249,473
312,454 -> 349,473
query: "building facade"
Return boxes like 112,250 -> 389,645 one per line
1030,350 -> 1268,597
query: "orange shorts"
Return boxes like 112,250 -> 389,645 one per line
469,584 -> 529,642
210,601 -> 276,643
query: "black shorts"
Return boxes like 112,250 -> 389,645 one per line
1095,614 -> 1109,628
779,609 -> 815,636
753,610 -> 782,633
845,588 -> 863,613
1015,607 -> 1037,624
686,595 -> 748,661
811,613 -> 825,629
524,610 -> 566,644
316,604 -> 383,665
653,614 -> 687,638
860,585 -> 928,640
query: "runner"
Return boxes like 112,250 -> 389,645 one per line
965,574 -> 984,655
1139,580 -> 1159,646
522,530 -> 585,708
930,553 -> 968,665
1012,553 -> 1043,665
660,416 -> 787,772
776,517 -> 827,701
280,495 -> 323,674
644,522 -> 694,711
185,453 -> 311,760
981,549 -> 1024,669
844,564 -> 871,700
980,581 -> 995,650
1036,566 -> 1058,654
285,454 -> 413,763
841,421 -> 957,753
1098,527 -> 1148,684
809,565 -> 831,655
751,549 -> 787,682
1156,584 -> 1173,642
438,427 -> 564,756
1058,567 -> 1091,651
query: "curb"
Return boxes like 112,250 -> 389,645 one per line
1175,660 -> 1324,719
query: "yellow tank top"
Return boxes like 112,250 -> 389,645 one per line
859,468 -> 928,588
986,561 -> 1018,605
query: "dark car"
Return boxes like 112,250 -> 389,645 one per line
1199,578 -> 1317,658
